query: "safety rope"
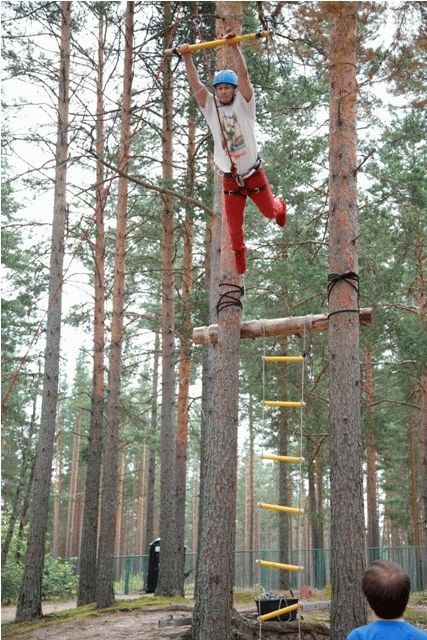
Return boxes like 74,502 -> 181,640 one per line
215,282 -> 244,315
327,271 -> 360,318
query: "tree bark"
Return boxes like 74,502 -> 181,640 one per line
193,4 -> 244,638
157,0 -> 180,597
114,449 -> 126,557
175,114 -> 197,595
145,331 -> 160,551
95,1 -> 133,609
65,415 -> 81,558
245,395 -> 255,586
364,347 -> 380,551
52,425 -> 63,559
78,8 -> 106,605
415,234 -> 427,546
324,3 -> 367,638
15,2 -> 71,621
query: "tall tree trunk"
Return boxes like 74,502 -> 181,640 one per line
15,3 -> 71,621
245,394 -> 255,587
52,425 -> 63,559
65,416 -> 81,558
364,346 -> 380,552
144,331 -> 160,550
314,447 -> 326,587
324,3 -> 367,638
197,147 -> 219,600
175,115 -> 197,594
78,8 -> 106,605
136,439 -> 147,555
415,235 -> 427,546
192,468 -> 199,554
114,449 -> 126,558
193,4 -> 244,637
96,1 -> 133,609
156,1 -> 180,597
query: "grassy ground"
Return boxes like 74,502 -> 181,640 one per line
2,592 -> 426,638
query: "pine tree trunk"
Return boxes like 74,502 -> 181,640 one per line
197,148 -> 220,602
324,3 -> 367,638
114,449 -> 126,558
156,1 -> 180,597
52,425 -> 63,559
136,440 -> 147,555
78,9 -> 106,605
245,395 -> 255,586
96,1 -> 133,609
193,5 -> 244,637
66,417 -> 81,558
364,347 -> 380,552
144,331 -> 160,551
314,448 -> 326,587
414,235 -> 427,546
15,2 -> 71,621
192,469 -> 199,554
175,115 -> 196,595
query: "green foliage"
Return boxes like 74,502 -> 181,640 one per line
1,555 -> 78,604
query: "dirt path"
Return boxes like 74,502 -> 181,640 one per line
1,601 -> 256,640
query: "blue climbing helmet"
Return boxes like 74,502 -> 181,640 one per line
213,69 -> 238,87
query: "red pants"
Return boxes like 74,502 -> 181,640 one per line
222,167 -> 283,252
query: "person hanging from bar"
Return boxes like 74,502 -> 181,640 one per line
177,33 -> 286,275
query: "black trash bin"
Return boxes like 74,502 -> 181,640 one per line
256,594 -> 299,622
146,538 -> 160,593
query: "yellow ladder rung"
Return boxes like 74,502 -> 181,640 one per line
258,602 -> 300,622
262,454 -> 305,463
259,502 -> 303,515
263,355 -> 304,363
256,559 -> 304,572
263,400 -> 305,408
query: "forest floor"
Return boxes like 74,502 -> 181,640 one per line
2,594 -> 427,640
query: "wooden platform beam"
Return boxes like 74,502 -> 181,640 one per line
193,308 -> 373,345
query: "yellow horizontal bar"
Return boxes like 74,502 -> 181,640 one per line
168,31 -> 269,55
262,454 -> 304,463
263,400 -> 305,408
258,602 -> 300,622
259,502 -> 303,515
263,355 -> 304,362
256,559 -> 304,572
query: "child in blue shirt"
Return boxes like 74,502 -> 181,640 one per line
348,560 -> 427,639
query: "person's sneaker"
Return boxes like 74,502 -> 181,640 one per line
234,246 -> 247,274
275,199 -> 286,227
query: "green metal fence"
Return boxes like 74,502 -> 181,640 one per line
111,546 -> 426,595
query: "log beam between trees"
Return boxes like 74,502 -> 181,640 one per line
193,308 -> 373,345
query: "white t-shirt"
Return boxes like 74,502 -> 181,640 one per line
200,91 -> 258,175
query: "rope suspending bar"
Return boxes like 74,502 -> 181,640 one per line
327,271 -> 360,319
165,30 -> 269,56
216,283 -> 244,315
259,502 -> 303,515
256,559 -> 304,573
262,453 -> 304,463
